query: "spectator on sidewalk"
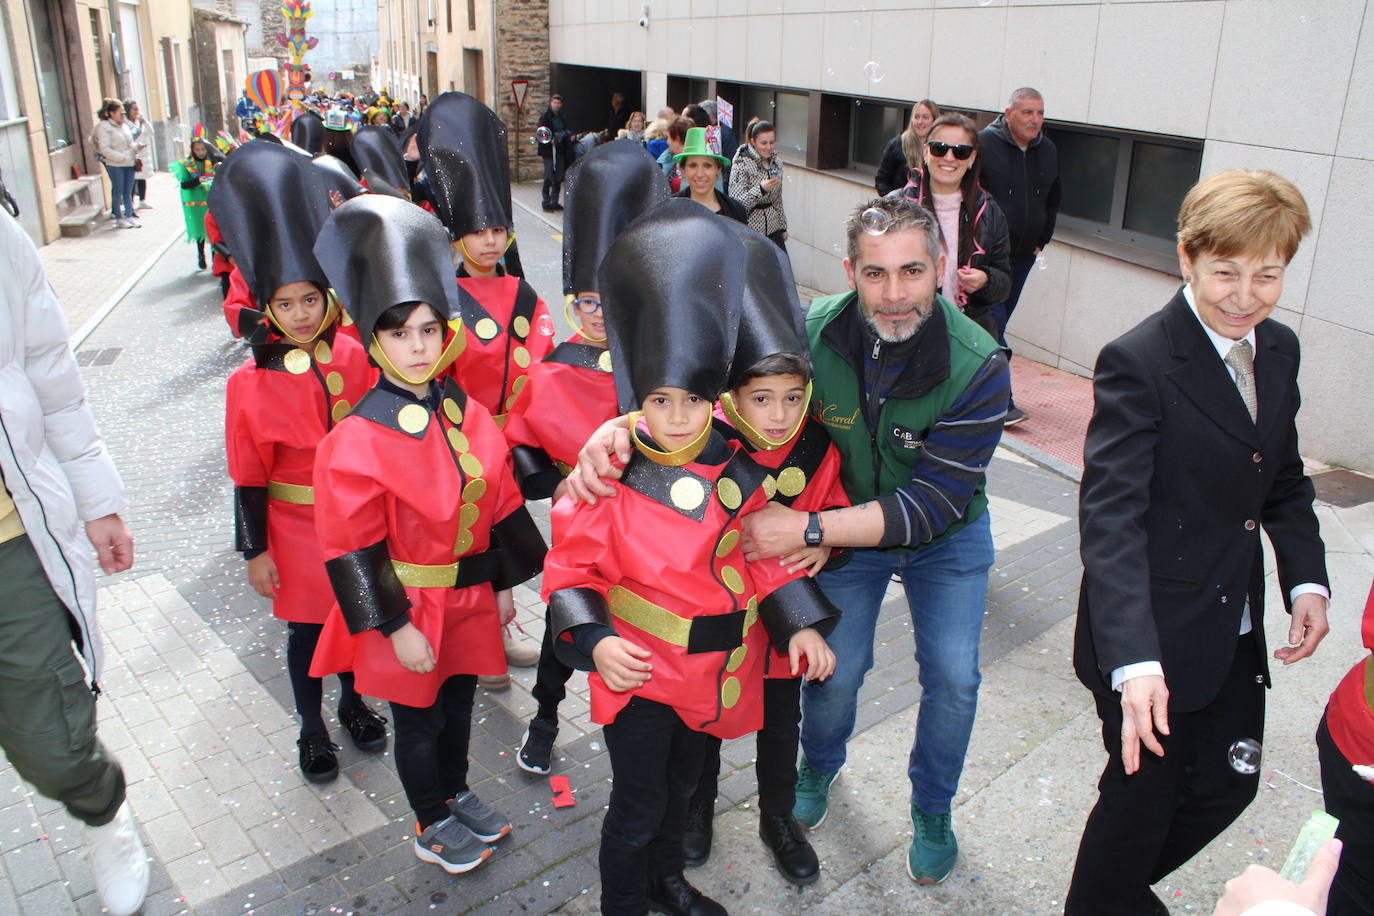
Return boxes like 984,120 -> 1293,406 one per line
91,99 -> 145,230
875,98 -> 940,197
391,101 -> 415,134
672,127 -> 746,223
643,117 -> 670,160
123,99 -> 154,211
1066,169 -> 1328,915
538,94 -> 573,211
606,91 -> 630,137
978,87 -> 1060,425
0,207 -> 147,916
617,110 -> 647,143
656,116 -> 693,193
728,118 -> 788,249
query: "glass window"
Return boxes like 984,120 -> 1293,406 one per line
1050,128 -> 1118,225
1124,142 -> 1202,241
850,99 -> 905,170
740,86 -> 772,129
774,90 -> 808,157
30,0 -> 73,149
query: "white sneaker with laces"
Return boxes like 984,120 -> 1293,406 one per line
114,218 -> 130,229
127,216 -> 143,228
86,803 -> 149,916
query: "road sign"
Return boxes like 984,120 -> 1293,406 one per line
511,78 -> 529,113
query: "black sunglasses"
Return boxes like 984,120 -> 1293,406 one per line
927,141 -> 974,160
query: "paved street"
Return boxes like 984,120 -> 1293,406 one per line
0,180 -> 1369,915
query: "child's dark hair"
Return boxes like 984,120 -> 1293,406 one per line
733,353 -> 812,388
374,301 -> 446,331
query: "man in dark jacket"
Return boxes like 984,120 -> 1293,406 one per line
978,87 -> 1061,424
538,94 -> 572,211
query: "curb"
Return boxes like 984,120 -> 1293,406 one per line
71,229 -> 183,348
999,432 -> 1083,483
513,194 -> 562,234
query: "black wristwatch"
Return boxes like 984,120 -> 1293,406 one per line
804,512 -> 824,547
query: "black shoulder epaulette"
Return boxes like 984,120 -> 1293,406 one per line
770,419 -> 833,507
251,342 -> 297,372
510,280 -> 539,342
621,454 -> 714,522
545,340 -> 613,373
350,386 -> 433,439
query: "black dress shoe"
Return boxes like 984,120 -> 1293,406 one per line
339,703 -> 388,752
681,800 -> 713,867
297,732 -> 340,783
759,812 -> 820,886
647,872 -> 727,916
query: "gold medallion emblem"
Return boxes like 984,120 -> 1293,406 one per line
511,375 -> 529,396
453,529 -> 474,556
462,478 -> 488,502
443,398 -> 463,424
314,339 -> 333,364
331,400 -> 351,423
714,529 -> 740,558
762,474 -> 778,500
716,478 -> 742,510
721,676 -> 742,709
446,428 -> 469,453
397,403 -> 429,434
720,565 -> 745,595
512,346 -> 531,369
727,645 -> 748,672
326,371 -> 345,395
513,315 -> 530,338
670,477 -> 705,511
474,317 -> 499,340
283,349 -> 311,375
459,503 -> 480,529
459,452 -> 484,478
777,466 -> 807,498
598,350 -> 613,372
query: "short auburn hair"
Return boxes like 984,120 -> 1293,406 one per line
1177,169 -> 1311,264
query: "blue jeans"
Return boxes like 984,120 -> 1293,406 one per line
990,251 -> 1036,351
800,511 -> 993,814
105,165 -> 135,219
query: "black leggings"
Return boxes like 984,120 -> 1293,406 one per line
285,621 -> 361,737
532,607 -> 575,723
692,676 -> 801,817
390,675 -> 477,830
132,178 -> 147,201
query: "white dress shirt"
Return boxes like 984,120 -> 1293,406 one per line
1109,286 -> 1329,691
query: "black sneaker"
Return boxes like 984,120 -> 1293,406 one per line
517,718 -> 558,775
682,799 -> 713,867
414,816 -> 491,874
1004,405 -> 1028,426
339,704 -> 388,752
297,733 -> 340,783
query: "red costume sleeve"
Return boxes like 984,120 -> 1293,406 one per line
311,421 -> 392,562
224,366 -> 273,488
541,494 -> 627,606
222,268 -> 261,339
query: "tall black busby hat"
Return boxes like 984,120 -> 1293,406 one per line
312,194 -> 463,345
290,111 -> 325,155
563,139 -> 670,296
722,221 -> 807,390
417,91 -> 512,240
352,125 -> 410,199
599,199 -> 746,411
310,153 -> 366,202
208,140 -> 332,314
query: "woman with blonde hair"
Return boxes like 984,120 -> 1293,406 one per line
875,99 -> 940,196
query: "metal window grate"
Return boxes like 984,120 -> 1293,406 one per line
76,347 -> 122,367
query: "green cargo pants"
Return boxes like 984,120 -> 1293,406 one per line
0,535 -> 125,826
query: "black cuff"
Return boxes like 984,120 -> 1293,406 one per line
511,445 -> 563,501
874,494 -> 912,549
211,241 -> 232,259
376,611 -> 412,636
757,577 -> 841,653
490,508 -> 548,590
234,486 -> 268,553
549,587 -> 613,671
324,539 -> 411,635
242,548 -> 266,561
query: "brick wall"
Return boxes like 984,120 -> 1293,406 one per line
493,0 -> 548,182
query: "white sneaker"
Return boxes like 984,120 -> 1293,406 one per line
127,217 -> 142,228
86,803 -> 149,916
135,200 -> 152,210
114,218 -> 130,229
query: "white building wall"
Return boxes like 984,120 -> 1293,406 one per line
550,0 -> 1374,473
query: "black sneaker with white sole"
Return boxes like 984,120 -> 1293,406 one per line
517,718 -> 558,774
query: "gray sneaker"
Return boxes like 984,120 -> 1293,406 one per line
414,815 -> 491,874
447,790 -> 511,842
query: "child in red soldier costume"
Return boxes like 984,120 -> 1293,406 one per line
543,201 -> 839,916
504,139 -> 669,776
219,141 -> 389,784
683,223 -> 850,886
308,195 -> 547,876
418,90 -> 550,683
418,92 -> 555,427
1316,578 -> 1374,914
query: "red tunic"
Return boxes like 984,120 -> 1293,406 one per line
1327,580 -> 1374,765
204,209 -> 232,279
309,380 -> 527,707
225,333 -> 376,623
542,436 -> 774,739
502,333 -> 617,471
446,273 -> 555,425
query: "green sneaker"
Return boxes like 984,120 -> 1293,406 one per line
907,802 -> 957,884
792,758 -> 839,830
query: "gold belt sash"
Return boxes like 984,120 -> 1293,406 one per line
607,585 -> 758,648
267,481 -> 315,504
390,560 -> 460,588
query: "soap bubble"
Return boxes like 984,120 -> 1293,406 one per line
1228,738 -> 1262,775
863,61 -> 885,84
859,206 -> 892,236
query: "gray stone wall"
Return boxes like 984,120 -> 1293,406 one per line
493,0 -> 548,183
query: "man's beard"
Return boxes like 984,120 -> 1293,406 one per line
860,295 -> 934,344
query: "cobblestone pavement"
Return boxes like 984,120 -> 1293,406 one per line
3,197 -> 1096,915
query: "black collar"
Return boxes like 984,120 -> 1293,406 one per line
820,292 -> 951,399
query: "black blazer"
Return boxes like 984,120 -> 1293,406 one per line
1074,291 -> 1327,712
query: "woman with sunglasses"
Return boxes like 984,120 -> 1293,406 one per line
905,113 -> 1010,339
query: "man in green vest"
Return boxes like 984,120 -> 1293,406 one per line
740,195 -> 1010,885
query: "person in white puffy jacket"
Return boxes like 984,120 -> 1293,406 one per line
0,209 -> 148,916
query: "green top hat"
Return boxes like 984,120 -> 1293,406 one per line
673,127 -> 731,167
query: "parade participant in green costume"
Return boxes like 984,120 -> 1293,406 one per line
169,124 -> 218,269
